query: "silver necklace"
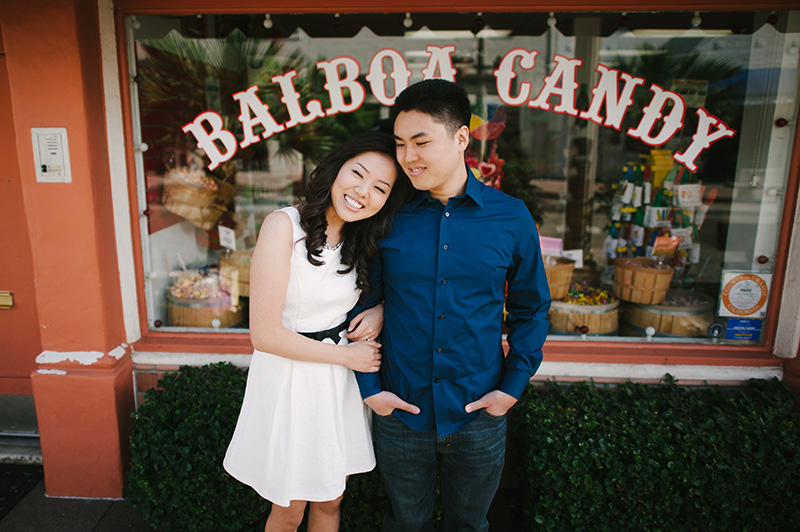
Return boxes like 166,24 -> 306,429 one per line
323,240 -> 343,251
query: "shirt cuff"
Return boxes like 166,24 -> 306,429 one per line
499,366 -> 533,399
354,371 -> 382,399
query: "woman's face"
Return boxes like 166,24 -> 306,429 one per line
328,151 -> 397,224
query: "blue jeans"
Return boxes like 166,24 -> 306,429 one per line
373,411 -> 507,532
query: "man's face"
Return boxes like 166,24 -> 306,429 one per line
393,110 -> 469,198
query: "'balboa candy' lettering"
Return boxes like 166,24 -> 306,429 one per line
183,45 -> 736,172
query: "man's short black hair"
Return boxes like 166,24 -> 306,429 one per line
390,79 -> 471,135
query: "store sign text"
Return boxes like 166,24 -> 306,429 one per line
182,45 -> 736,172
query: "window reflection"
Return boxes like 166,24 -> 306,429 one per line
129,11 -> 799,345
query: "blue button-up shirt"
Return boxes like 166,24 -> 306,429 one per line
355,173 -> 551,437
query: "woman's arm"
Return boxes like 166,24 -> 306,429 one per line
248,210 -> 381,373
345,303 -> 384,342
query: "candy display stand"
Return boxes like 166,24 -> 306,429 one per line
166,269 -> 243,328
621,289 -> 715,337
162,167 -> 235,230
549,299 -> 620,336
544,255 -> 575,300
167,293 -> 243,328
613,257 -> 674,305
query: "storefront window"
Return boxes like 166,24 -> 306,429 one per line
127,10 -> 799,344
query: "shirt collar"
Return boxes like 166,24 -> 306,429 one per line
406,163 -> 486,210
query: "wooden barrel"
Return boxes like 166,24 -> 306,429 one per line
548,300 -> 619,336
621,290 -> 714,338
544,256 -> 575,300
613,257 -> 674,305
167,293 -> 243,328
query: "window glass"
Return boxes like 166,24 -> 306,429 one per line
128,11 -> 799,344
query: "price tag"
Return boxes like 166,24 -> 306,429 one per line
219,225 -> 237,250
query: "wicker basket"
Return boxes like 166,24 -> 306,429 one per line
544,256 -> 575,300
220,250 -> 253,297
548,300 -> 619,336
167,292 -> 243,328
162,169 -> 235,230
613,257 -> 674,305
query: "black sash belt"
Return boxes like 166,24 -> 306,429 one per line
298,320 -> 349,344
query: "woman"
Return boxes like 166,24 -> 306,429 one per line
223,131 -> 411,532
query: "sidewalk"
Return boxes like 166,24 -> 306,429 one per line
1,479 -> 522,532
0,480 -> 151,532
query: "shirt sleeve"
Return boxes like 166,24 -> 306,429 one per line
500,208 -> 552,399
353,254 -> 385,399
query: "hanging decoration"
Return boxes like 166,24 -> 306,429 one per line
466,106 -> 506,189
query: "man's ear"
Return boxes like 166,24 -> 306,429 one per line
455,125 -> 471,152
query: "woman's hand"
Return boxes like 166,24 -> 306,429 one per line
342,339 -> 382,373
346,304 -> 384,342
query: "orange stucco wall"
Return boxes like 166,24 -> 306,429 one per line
31,357 -> 135,498
0,0 -> 124,356
0,24 -> 41,395
0,0 -> 135,498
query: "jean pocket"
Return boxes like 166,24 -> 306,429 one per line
479,409 -> 505,420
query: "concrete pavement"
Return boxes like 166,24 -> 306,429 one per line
0,480 -> 151,532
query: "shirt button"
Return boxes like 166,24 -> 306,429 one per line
434,379 -> 441,383
439,314 -> 445,320
445,212 -> 450,217
441,279 -> 447,285
437,348 -> 443,353
443,244 -> 448,250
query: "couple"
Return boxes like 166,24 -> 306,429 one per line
224,79 -> 552,532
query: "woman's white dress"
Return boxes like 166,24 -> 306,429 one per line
223,206 -> 375,507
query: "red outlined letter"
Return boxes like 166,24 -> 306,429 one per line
181,111 -> 239,171
271,70 -> 325,128
579,64 -> 645,130
231,85 -> 286,148
627,84 -> 686,146
317,56 -> 366,115
674,107 -> 736,171
421,45 -> 457,81
493,48 -> 538,107
528,55 -> 583,116
366,49 -> 412,106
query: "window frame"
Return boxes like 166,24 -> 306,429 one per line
115,0 -> 798,370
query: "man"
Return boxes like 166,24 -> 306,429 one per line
352,79 -> 551,532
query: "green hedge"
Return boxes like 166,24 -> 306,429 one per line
514,378 -> 800,531
128,362 -> 386,532
128,363 -> 269,532
128,364 -> 800,531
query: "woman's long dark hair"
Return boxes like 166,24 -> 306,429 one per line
298,131 -> 412,298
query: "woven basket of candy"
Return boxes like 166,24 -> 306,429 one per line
613,257 -> 674,305
544,255 -> 575,300
622,289 -> 715,338
548,283 -> 618,336
166,269 -> 243,328
162,167 -> 235,230
220,250 -> 253,298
